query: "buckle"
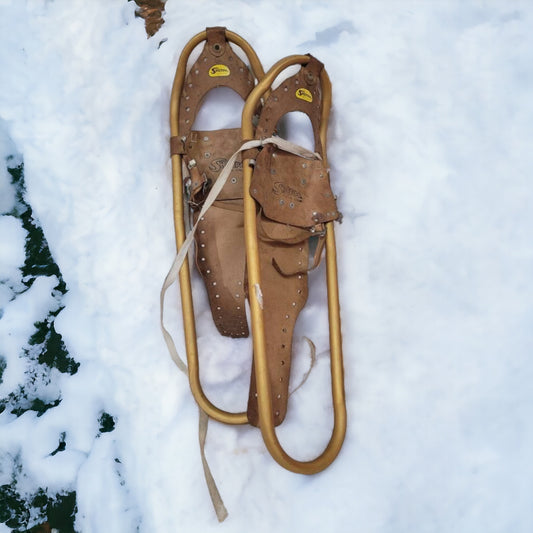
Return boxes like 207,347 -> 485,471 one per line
309,223 -> 326,237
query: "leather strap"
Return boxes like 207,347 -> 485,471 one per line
170,135 -> 185,156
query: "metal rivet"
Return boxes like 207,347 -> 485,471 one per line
215,294 -> 220,298
279,199 -> 284,205
203,136 -> 209,141
212,281 -> 217,286
200,243 -> 205,248
201,257 -> 206,261
231,177 -> 237,183
289,202 -> 294,208
204,152 -> 210,158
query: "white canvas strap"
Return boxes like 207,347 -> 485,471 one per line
160,136 -> 320,522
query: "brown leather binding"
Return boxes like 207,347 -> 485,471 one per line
247,56 -> 339,426
251,144 -> 339,226
176,28 -> 258,338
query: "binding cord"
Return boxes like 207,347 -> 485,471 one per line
160,137 -> 321,522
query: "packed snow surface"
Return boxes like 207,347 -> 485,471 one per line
1,1 -> 533,531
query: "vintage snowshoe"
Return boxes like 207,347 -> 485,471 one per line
167,27 -> 263,425
241,54 -> 346,473
165,29 -> 346,476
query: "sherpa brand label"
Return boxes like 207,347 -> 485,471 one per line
209,158 -> 243,172
209,64 -> 230,77
296,88 -> 313,102
272,182 -> 303,202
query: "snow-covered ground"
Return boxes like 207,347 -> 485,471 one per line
1,1 -> 533,531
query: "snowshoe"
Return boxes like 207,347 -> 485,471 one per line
167,27 -> 263,425
240,54 -> 346,473
166,30 -> 346,474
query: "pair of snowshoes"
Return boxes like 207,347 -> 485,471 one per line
165,27 -> 346,475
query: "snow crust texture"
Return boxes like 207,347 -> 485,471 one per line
1,1 -> 533,532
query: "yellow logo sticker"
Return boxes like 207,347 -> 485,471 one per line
296,88 -> 313,103
209,64 -> 230,77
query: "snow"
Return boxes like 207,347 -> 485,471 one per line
0,217 -> 25,284
1,0 -> 533,531
0,275 -> 60,396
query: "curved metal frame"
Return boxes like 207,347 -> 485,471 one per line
241,56 -> 347,473
169,30 -> 264,425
